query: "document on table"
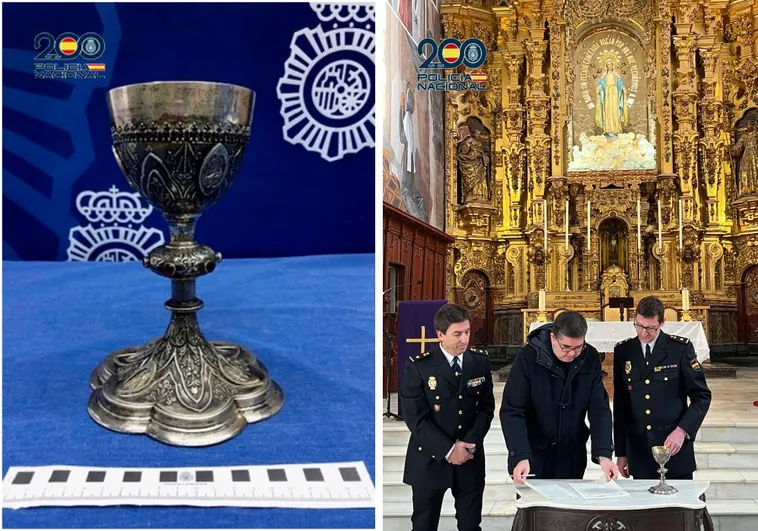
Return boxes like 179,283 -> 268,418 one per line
523,481 -> 576,500
569,478 -> 631,500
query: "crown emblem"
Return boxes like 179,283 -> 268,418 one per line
67,185 -> 166,262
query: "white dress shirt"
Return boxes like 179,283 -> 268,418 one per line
441,345 -> 463,370
641,334 -> 659,360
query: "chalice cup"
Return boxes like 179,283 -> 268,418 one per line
649,445 -> 678,495
88,81 -> 284,446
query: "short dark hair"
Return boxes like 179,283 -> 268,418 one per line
636,296 -> 664,322
434,304 -> 471,334
553,311 -> 587,340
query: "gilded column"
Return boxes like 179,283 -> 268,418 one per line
655,0 -> 674,174
672,30 -> 699,289
524,38 -> 550,292
503,46 -> 526,234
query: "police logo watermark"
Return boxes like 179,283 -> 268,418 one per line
417,37 -> 487,92
67,186 -> 165,262
277,3 -> 375,162
34,32 -> 107,79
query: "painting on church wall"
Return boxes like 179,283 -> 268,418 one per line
383,0 -> 445,231
568,29 -> 656,172
387,0 -> 427,45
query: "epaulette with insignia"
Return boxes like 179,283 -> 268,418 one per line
409,351 -> 433,363
669,334 -> 690,344
615,337 -> 633,347
470,347 -> 489,356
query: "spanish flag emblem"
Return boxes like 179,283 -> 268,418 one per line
441,43 -> 460,64
470,72 -> 487,83
87,63 -> 106,71
59,37 -> 78,56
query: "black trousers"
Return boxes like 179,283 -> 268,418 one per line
410,474 -> 484,531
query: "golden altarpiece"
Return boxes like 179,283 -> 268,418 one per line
442,0 -> 758,353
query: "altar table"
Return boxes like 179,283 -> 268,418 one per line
512,479 -> 713,531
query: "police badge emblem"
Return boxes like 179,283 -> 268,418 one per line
428,376 -> 437,390
625,361 -> 632,374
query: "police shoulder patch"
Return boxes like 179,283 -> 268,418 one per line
670,334 -> 690,344
615,337 -> 633,348
409,351 -> 433,363
690,358 -> 702,371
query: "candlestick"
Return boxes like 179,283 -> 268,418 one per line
637,199 -> 642,251
679,199 -> 683,251
565,200 -> 569,251
537,288 -> 547,322
682,287 -> 689,311
657,200 -> 662,252
543,199 -> 548,252
587,201 -> 591,251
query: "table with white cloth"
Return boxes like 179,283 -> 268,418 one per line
528,321 -> 710,398
511,479 -> 713,531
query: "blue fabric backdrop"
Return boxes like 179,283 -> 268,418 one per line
2,255 -> 375,528
2,2 -> 375,261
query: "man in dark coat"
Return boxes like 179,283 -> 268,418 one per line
400,303 -> 495,531
500,311 -> 618,483
613,295 -> 712,480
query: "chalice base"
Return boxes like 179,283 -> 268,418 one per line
88,326 -> 284,446
649,481 -> 678,495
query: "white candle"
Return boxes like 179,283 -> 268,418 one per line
637,199 -> 642,251
679,199 -> 682,251
543,199 -> 548,252
657,200 -> 662,251
682,288 -> 689,311
539,289 -> 546,311
587,201 -> 591,251
565,200 -> 569,251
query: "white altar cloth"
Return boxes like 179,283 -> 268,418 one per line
529,321 -> 710,363
515,479 -> 709,511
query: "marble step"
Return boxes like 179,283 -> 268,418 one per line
383,418 -> 758,446
383,468 -> 758,501
383,442 -> 758,473
383,499 -> 758,531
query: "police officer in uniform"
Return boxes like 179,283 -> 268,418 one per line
400,303 -> 495,531
613,295 -> 712,480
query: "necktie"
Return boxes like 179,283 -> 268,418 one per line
646,344 -> 651,360
452,356 -> 461,385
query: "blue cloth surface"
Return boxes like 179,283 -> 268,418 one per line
2,255 -> 375,528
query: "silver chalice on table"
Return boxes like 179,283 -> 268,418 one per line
88,81 -> 284,446
649,445 -> 678,495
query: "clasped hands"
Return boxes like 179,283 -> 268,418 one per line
447,440 -> 476,465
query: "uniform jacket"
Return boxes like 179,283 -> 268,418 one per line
613,331 -> 712,478
400,345 -> 495,489
499,323 -> 614,479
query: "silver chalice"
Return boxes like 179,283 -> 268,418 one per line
88,81 -> 284,446
649,445 -> 678,495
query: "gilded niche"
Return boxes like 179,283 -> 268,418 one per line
457,117 -> 493,204
569,28 -> 655,172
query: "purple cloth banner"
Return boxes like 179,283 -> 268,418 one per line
396,300 -> 447,416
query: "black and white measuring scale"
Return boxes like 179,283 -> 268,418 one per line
2,461 -> 374,509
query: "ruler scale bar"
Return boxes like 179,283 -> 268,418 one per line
3,461 -> 374,510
